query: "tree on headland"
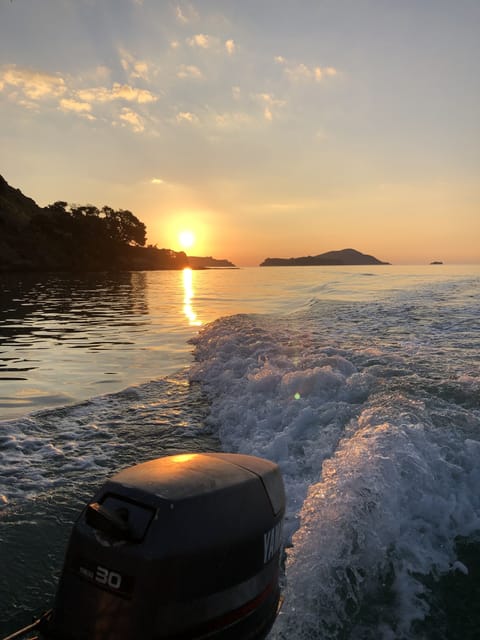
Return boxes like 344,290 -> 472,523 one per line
0,175 -> 188,271
27,202 -> 145,270
103,207 -> 147,247
44,202 -> 147,248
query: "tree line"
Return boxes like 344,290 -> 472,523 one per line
0,173 -> 189,271
17,201 -> 187,272
41,201 -> 147,247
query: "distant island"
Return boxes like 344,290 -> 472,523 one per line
430,261 -> 443,265
260,248 -> 390,267
187,256 -> 236,269
0,175 -> 235,272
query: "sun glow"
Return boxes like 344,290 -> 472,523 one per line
178,230 -> 195,250
182,268 -> 202,326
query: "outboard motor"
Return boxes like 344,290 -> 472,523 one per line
47,452 -> 285,640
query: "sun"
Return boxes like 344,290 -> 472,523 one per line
178,230 -> 195,251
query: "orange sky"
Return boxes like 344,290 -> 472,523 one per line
1,1 -> 479,265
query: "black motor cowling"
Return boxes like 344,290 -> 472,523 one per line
47,453 -> 285,640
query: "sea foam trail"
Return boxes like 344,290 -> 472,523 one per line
190,314 -> 369,534
277,399 -> 480,639
189,306 -> 480,639
0,375 -> 212,508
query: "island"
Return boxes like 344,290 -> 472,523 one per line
187,256 -> 236,269
430,261 -> 443,265
0,175 -> 233,272
260,248 -> 390,266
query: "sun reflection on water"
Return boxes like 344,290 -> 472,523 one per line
182,268 -> 202,326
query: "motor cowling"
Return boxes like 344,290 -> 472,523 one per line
47,453 -> 285,640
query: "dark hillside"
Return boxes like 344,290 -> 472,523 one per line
0,175 -> 188,272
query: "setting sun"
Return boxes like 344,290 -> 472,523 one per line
178,230 -> 195,251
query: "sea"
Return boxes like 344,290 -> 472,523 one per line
0,265 -> 479,639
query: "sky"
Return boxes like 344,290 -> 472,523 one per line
1,0 -> 479,266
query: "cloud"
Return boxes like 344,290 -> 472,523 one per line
151,178 -> 165,185
314,66 -> 337,80
176,6 -> 188,23
59,98 -> 92,113
274,56 -> 338,82
264,107 -> 273,121
175,4 -> 199,24
187,33 -> 214,49
256,92 -> 286,120
119,107 -> 144,132
286,63 -> 312,81
176,111 -> 198,124
77,83 -> 157,104
0,65 -> 66,100
120,49 -> 151,81
176,64 -> 203,79
133,61 -> 150,80
232,85 -> 241,100
186,34 -> 233,54
0,63 -> 158,133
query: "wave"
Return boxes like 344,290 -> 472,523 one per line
188,301 -> 480,639
0,374 -> 214,509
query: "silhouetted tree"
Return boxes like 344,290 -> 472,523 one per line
102,208 -> 146,246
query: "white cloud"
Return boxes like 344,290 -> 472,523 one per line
187,34 -> 213,49
232,85 -> 241,100
133,61 -> 150,80
286,63 -> 313,81
175,4 -> 199,24
120,49 -> 151,81
175,6 -> 188,23
151,178 -> 165,185
77,83 -> 157,104
170,40 -> 181,49
119,107 -> 144,132
314,66 -> 337,81
176,64 -> 203,79
257,93 -> 286,108
0,64 -> 159,133
59,98 -> 92,113
0,65 -> 66,100
274,56 -> 338,83
256,93 -> 286,121
225,39 -> 235,55
176,111 -> 198,124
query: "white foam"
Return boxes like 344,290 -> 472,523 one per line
0,375 -> 209,507
189,303 -> 480,638
190,316 -> 369,532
